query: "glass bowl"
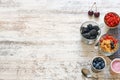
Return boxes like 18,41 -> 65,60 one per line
104,12 -> 120,29
91,56 -> 106,73
98,34 -> 119,56
80,21 -> 101,44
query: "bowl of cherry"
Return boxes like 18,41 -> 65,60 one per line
104,12 -> 120,29
80,21 -> 101,44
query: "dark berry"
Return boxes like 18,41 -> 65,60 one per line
110,41 -> 115,49
90,35 -> 97,39
94,12 -> 100,17
110,41 -> 114,45
81,27 -> 89,34
81,26 -> 85,30
95,64 -> 99,69
111,45 -> 115,49
98,66 -> 102,69
93,58 -> 97,62
101,63 -> 105,69
101,60 -> 104,63
89,29 -> 98,36
98,62 -> 102,65
97,57 -> 103,61
82,33 -> 90,39
93,62 -> 96,67
87,24 -> 93,30
93,25 -> 100,31
88,10 -> 94,16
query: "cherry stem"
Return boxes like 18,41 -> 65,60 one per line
95,2 -> 97,12
90,2 -> 96,11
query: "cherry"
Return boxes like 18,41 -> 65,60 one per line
88,2 -> 100,18
88,2 -> 96,16
94,12 -> 100,17
94,3 -> 100,18
88,10 -> 94,16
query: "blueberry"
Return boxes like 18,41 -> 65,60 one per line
110,41 -> 114,45
95,63 -> 100,69
93,62 -> 96,67
98,66 -> 102,69
82,33 -> 90,39
96,63 -> 100,66
94,58 -> 97,61
110,41 -> 115,49
87,24 -> 93,30
98,62 -> 102,65
93,58 -> 98,63
97,57 -> 103,62
111,45 -> 115,49
95,61 -> 99,64
89,29 -> 98,36
93,25 -> 100,31
101,60 -> 105,63
101,63 -> 105,69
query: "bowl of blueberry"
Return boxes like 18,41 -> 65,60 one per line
91,56 -> 106,72
80,21 -> 101,44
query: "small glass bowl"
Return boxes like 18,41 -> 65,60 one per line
91,56 -> 106,73
80,21 -> 101,44
98,34 -> 119,56
104,12 -> 120,29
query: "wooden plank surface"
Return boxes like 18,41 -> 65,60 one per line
0,0 -> 120,80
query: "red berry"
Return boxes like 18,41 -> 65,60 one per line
104,12 -> 120,27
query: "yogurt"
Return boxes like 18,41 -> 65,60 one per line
111,58 -> 120,74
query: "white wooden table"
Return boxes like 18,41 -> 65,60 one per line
0,0 -> 120,80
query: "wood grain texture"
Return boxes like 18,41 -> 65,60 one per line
0,0 -> 120,80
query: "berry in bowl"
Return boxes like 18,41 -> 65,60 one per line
91,56 -> 106,72
80,21 -> 101,44
98,34 -> 119,56
104,12 -> 120,29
